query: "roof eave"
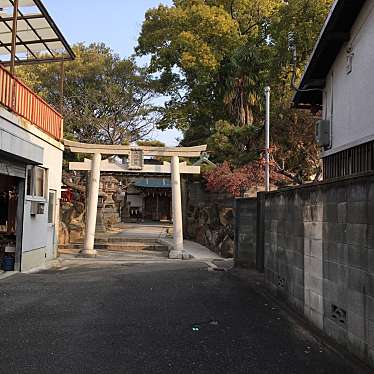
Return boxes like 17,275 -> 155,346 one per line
293,0 -> 366,107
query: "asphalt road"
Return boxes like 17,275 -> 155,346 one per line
0,262 -> 367,373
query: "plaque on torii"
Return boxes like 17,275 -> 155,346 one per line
128,149 -> 143,170
64,140 -> 207,259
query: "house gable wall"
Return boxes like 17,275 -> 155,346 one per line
323,2 -> 374,156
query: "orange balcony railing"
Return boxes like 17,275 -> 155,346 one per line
0,64 -> 63,141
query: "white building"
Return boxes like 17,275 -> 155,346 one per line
293,0 -> 372,179
0,0 -> 74,272
0,103 -> 63,272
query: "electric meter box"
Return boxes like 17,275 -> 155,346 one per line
30,201 -> 45,215
315,120 -> 331,147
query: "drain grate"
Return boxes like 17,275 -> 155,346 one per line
331,304 -> 347,325
278,276 -> 286,289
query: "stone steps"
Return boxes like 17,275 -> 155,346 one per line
58,240 -> 169,257
59,242 -> 168,250
58,246 -> 168,258
95,243 -> 169,252
71,237 -> 165,244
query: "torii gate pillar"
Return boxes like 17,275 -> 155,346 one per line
82,152 -> 101,256
169,155 -> 184,258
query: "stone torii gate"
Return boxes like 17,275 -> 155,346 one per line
64,140 -> 207,259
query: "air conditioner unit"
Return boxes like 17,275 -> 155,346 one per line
315,120 -> 331,147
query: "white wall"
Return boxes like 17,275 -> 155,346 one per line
0,108 -> 63,271
323,2 -> 374,156
23,142 -> 63,251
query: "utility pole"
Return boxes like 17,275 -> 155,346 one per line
265,86 -> 270,192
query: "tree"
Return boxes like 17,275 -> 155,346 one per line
17,43 -> 159,145
136,140 -> 167,162
136,0 -> 278,136
137,0 -> 333,184
136,140 -> 165,147
265,0 -> 333,181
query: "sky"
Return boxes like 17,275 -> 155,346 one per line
42,0 -> 181,146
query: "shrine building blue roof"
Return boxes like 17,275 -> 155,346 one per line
134,178 -> 171,189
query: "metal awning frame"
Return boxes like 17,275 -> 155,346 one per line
0,0 -> 75,73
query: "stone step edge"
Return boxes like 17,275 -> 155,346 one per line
71,238 -> 166,244
58,248 -> 169,257
58,243 -> 168,251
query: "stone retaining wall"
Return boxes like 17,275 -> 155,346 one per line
183,179 -> 235,257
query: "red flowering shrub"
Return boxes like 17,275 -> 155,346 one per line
203,160 -> 286,197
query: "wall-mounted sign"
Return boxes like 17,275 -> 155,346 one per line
129,149 -> 144,170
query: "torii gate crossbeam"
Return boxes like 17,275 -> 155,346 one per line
65,140 -> 207,259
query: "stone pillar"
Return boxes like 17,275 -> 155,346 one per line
180,175 -> 188,236
169,155 -> 184,258
82,153 -> 101,256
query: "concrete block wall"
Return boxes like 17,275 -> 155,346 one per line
264,190 -> 306,315
263,174 -> 374,367
303,193 -> 324,330
234,198 -> 257,267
